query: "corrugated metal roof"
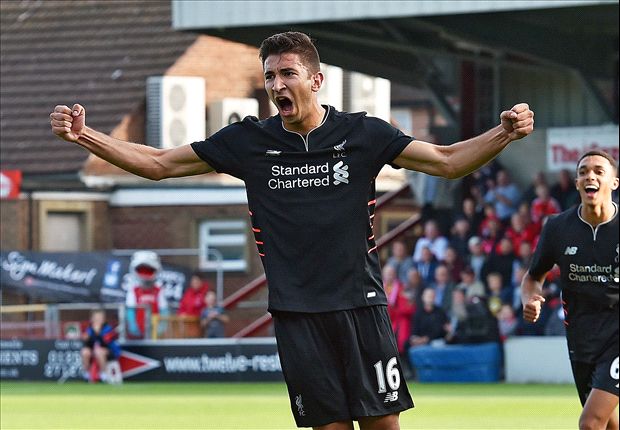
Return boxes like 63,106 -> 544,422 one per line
173,0 -> 617,30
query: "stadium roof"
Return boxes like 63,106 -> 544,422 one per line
172,0 -> 619,83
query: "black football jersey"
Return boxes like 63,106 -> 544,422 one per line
191,106 -> 412,312
529,204 -> 619,362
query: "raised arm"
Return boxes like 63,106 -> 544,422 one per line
394,103 -> 534,178
50,104 -> 213,180
520,270 -> 546,323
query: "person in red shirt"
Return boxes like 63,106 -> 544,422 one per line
125,251 -> 168,338
177,273 -> 210,317
383,265 -> 414,355
530,183 -> 561,227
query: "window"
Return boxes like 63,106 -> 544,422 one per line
42,212 -> 85,251
199,220 -> 248,272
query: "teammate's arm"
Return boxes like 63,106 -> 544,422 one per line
520,271 -> 546,323
50,104 -> 213,180
394,103 -> 534,178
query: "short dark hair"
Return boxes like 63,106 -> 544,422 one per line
576,150 -> 618,175
259,32 -> 320,73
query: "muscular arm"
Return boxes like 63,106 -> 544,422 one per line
394,103 -> 534,178
50,104 -> 212,180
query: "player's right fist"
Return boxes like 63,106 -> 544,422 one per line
49,104 -> 85,142
522,294 -> 545,323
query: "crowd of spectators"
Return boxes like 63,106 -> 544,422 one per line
384,161 -> 595,369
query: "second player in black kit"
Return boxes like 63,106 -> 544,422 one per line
528,204 -> 619,402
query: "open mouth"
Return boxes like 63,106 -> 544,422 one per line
584,184 -> 599,197
275,96 -> 294,115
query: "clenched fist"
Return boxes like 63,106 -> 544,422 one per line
500,103 -> 534,141
522,294 -> 545,323
50,104 -> 85,142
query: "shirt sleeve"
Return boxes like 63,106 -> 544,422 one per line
364,116 -> 413,175
158,287 -> 168,311
528,216 -> 558,279
125,286 -> 137,307
190,122 -> 247,179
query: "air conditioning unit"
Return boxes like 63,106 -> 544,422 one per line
146,76 -> 205,148
317,63 -> 343,111
208,98 -> 259,135
348,72 -> 391,122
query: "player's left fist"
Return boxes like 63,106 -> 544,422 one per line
500,103 -> 534,141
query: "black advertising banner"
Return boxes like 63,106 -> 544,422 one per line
0,339 -> 283,382
0,251 -> 191,305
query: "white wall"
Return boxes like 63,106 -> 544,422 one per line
504,336 -> 573,384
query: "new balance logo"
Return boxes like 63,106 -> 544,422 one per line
384,391 -> 399,403
333,161 -> 349,185
265,150 -> 281,156
564,246 -> 578,255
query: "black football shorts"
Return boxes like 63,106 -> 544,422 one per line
272,305 -> 414,428
571,341 -> 619,406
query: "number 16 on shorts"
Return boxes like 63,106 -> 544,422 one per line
374,357 -> 401,402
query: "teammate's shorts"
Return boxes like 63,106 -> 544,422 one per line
570,343 -> 619,406
272,305 -> 414,428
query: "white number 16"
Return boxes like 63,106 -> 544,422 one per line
373,357 -> 401,393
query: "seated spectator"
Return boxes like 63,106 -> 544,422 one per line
412,220 -> 449,263
385,240 -> 414,285
517,201 -> 541,239
504,213 -> 537,258
449,218 -> 472,259
455,266 -> 486,300
409,288 -> 449,348
200,291 -> 229,338
485,272 -> 512,316
466,236 -> 487,282
530,183 -> 561,227
457,197 -> 483,235
482,238 -> 517,288
447,296 -> 500,344
550,168 -> 579,210
81,308 -> 120,383
480,217 -> 503,256
521,171 -> 548,206
478,203 -> 500,238
445,287 -> 468,344
177,273 -> 210,318
414,246 -> 438,286
404,267 -> 425,309
427,264 -> 455,314
441,246 -> 464,284
497,304 -> 518,341
483,169 -> 521,224
383,265 -> 414,355
544,302 -> 567,336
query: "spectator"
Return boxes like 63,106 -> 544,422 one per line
480,217 -> 503,256
466,236 -> 487,282
414,246 -> 438,286
81,308 -> 120,382
409,288 -> 449,348
550,168 -> 579,210
530,183 -> 561,227
444,288 -> 468,344
484,169 -> 521,224
456,197 -> 483,235
485,272 -> 512,316
482,237 -> 517,287
177,273 -> 210,318
404,267 -> 425,309
125,251 -> 168,339
412,220 -> 449,262
478,203 -> 500,238
449,217 -> 472,259
497,304 -> 518,341
200,291 -> 229,338
544,302 -> 567,336
455,266 -> 486,300
385,240 -> 414,285
383,265 -> 414,355
504,213 -> 537,258
441,246 -> 464,284
521,171 -> 548,205
427,264 -> 455,313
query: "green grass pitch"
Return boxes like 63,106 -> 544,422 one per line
1,381 -> 581,429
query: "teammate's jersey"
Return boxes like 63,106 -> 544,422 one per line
528,204 -> 619,362
191,106 -> 412,312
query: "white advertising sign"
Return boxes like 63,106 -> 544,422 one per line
546,125 -> 619,172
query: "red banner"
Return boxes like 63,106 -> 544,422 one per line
0,170 -> 22,200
